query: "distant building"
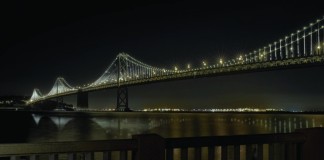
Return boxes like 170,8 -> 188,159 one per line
0,95 -> 74,111
29,100 -> 74,111
0,95 -> 29,107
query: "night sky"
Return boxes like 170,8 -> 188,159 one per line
1,1 -> 324,110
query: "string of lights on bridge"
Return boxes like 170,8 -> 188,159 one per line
29,16 -> 324,103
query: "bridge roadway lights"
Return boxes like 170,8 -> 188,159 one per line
116,87 -> 131,112
77,91 -> 89,108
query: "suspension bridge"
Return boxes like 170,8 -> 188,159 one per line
28,16 -> 324,111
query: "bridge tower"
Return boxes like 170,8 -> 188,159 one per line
56,96 -> 64,108
116,54 -> 131,112
116,87 -> 129,111
55,78 -> 64,109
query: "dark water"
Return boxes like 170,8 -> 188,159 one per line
1,110 -> 324,143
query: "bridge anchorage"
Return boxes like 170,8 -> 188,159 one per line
27,16 -> 324,111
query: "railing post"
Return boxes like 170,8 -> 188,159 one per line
166,148 -> 174,160
246,144 -> 253,160
208,146 -> 215,160
234,145 -> 240,160
221,145 -> 227,160
132,134 -> 165,160
103,152 -> 112,160
296,127 -> 324,160
49,154 -> 58,160
30,155 -> 40,160
85,152 -> 94,160
120,150 -> 127,160
257,144 -> 263,160
181,148 -> 188,160
10,156 -> 18,160
194,147 -> 202,160
268,143 -> 274,160
68,153 -> 76,160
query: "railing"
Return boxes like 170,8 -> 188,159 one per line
165,133 -> 305,160
0,139 -> 138,160
0,128 -> 324,160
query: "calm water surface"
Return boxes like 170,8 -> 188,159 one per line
8,111 -> 322,143
1,111 -> 323,160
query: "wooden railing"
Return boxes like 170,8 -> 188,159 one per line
0,128 -> 324,160
0,139 -> 138,160
165,133 -> 305,160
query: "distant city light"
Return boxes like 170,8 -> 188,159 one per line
238,55 -> 243,61
202,61 -> 207,66
139,107 -> 285,113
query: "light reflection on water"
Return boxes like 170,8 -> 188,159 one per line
27,112 -> 324,143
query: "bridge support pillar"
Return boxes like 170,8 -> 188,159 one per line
77,91 -> 88,108
116,87 -> 130,111
56,97 -> 63,108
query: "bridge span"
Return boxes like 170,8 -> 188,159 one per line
28,16 -> 324,111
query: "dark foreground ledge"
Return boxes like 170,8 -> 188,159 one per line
0,128 -> 324,160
